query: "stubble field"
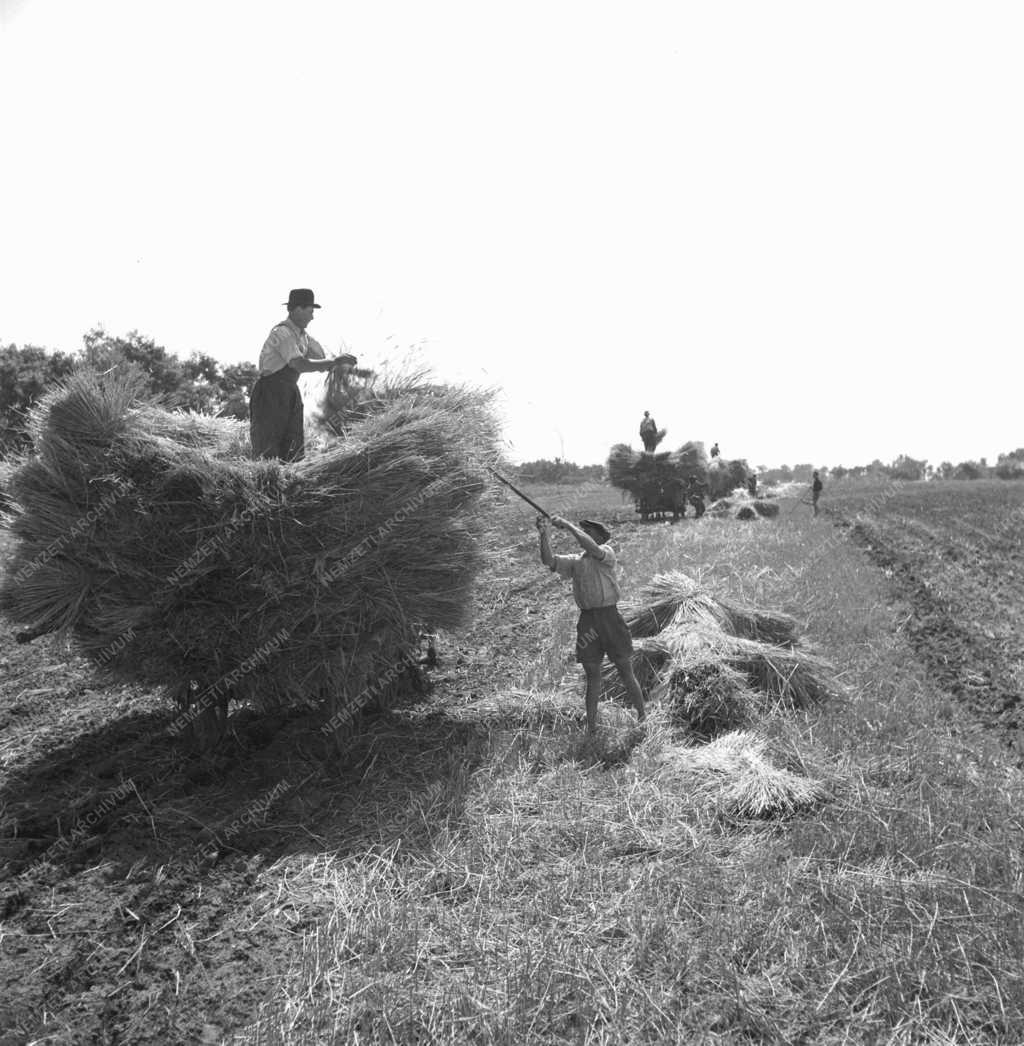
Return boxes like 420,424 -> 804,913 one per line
1,479 -> 1022,1044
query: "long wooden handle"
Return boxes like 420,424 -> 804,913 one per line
488,468 -> 552,518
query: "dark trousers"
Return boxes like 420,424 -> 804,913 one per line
250,369 -> 304,462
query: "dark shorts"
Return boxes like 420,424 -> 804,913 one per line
576,606 -> 633,664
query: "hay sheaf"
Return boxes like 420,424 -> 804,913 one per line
0,367 -> 502,721
622,571 -> 798,646
657,731 -> 828,817
752,499 -> 780,519
658,622 -> 833,711
609,570 -> 832,765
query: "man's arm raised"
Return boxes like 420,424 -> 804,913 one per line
551,516 -> 605,559
537,516 -> 556,569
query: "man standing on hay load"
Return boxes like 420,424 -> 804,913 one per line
250,288 -> 357,461
639,411 -> 659,453
537,515 -> 647,733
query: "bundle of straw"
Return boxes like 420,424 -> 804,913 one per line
622,571 -> 798,646
607,443 -> 642,491
658,731 -> 828,817
671,440 -> 709,471
0,367 -> 501,724
606,570 -> 831,747
707,457 -> 752,501
658,622 -> 832,711
662,662 -> 759,738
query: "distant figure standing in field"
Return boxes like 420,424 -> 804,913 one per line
687,475 -> 707,518
710,441 -> 720,458
639,411 -> 659,453
811,470 -> 823,516
250,289 -> 356,461
747,472 -> 757,497
537,515 -> 646,733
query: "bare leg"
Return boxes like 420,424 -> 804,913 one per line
612,657 -> 646,722
582,662 -> 603,733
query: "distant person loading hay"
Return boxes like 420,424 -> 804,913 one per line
250,288 -> 357,461
537,515 -> 647,733
639,411 -> 659,453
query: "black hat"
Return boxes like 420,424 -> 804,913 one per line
284,288 -> 321,309
579,519 -> 611,543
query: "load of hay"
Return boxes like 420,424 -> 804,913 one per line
0,367 -> 501,734
707,456 -> 753,501
607,440 -> 709,516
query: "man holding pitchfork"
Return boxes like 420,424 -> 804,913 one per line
536,514 -> 647,733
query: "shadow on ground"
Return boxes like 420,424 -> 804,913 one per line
0,686 -> 490,893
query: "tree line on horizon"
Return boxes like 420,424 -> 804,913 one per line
513,448 -> 1024,485
1,336 -> 1021,482
0,330 -> 257,455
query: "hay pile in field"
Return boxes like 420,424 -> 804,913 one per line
611,569 -> 831,736
0,367 -> 501,726
656,731 -> 828,817
753,500 -> 779,518
708,493 -> 779,521
611,571 -> 831,813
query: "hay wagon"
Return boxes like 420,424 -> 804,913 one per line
632,475 -> 691,522
608,443 -> 711,523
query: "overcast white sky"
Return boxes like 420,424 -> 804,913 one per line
1,0 -> 1021,468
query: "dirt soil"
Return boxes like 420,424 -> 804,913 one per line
830,481 -> 1024,756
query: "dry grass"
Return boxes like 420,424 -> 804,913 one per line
5,477 -> 1024,1044
236,489 -> 1024,1045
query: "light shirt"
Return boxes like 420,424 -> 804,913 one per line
552,545 -> 621,610
258,318 -> 326,375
